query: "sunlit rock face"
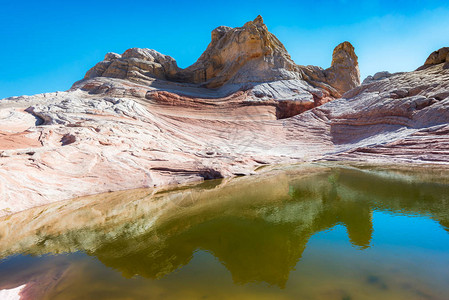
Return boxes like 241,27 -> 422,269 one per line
421,47 -> 449,68
324,61 -> 449,161
82,15 -> 359,97
0,165 -> 448,297
325,41 -> 360,93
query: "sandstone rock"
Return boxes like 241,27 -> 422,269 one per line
416,47 -> 449,70
105,52 -> 121,61
424,47 -> 449,65
81,15 -> 360,101
85,48 -> 179,82
324,41 -> 360,94
362,71 -> 404,85
1,20 -> 448,217
176,15 -> 300,88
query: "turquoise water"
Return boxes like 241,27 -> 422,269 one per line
0,165 -> 448,299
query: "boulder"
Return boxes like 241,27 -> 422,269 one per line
424,47 -> 449,65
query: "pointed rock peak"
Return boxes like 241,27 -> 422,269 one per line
243,15 -> 265,27
324,41 -> 360,96
331,41 -> 358,67
82,17 -> 360,98
253,15 -> 264,25
180,15 -> 295,88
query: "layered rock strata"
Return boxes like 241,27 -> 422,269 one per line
0,17 -> 448,216
82,16 -> 359,99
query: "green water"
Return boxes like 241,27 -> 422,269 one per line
0,164 -> 449,299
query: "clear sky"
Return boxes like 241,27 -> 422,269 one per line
1,0 -> 449,99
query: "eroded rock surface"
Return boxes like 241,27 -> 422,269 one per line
0,16 -> 448,216
82,15 -> 359,99
422,47 -> 449,68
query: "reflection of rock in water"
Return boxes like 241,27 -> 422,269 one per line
0,254 -> 71,299
334,167 -> 449,233
0,164 -> 448,290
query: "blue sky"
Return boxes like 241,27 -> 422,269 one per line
1,0 -> 449,98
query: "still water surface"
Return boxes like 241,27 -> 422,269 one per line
0,164 -> 448,299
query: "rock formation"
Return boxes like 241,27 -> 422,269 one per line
0,16 -> 448,216
82,15 -> 359,99
325,41 -> 360,92
421,47 -> 449,68
361,71 -> 403,85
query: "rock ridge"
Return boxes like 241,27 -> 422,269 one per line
82,15 -> 360,98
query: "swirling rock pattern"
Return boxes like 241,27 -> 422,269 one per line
0,17 -> 448,216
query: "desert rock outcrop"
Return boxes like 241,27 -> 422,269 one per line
0,16 -> 448,217
422,47 -> 449,67
325,41 -> 360,93
83,15 -> 359,100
